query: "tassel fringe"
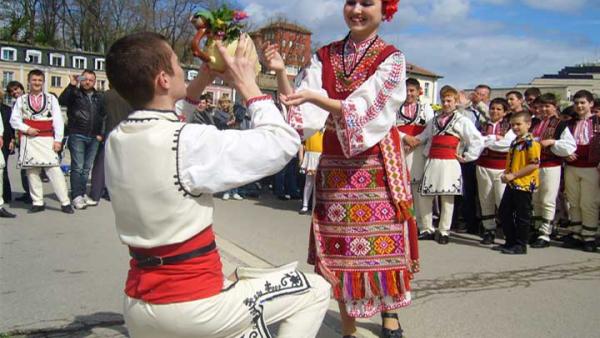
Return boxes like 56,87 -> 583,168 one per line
332,269 -> 412,301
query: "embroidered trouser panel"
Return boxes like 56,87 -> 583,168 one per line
27,167 -> 70,206
532,166 -> 561,241
565,166 -> 600,242
124,269 -> 329,338
476,166 -> 506,231
412,182 -> 432,231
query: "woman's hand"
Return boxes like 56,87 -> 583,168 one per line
214,34 -> 262,100
262,42 -> 285,72
280,90 -> 317,107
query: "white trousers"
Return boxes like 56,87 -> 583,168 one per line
420,195 -> 454,236
476,166 -> 506,231
532,166 -> 561,241
27,167 -> 70,206
565,166 -> 600,242
0,155 -> 5,206
406,148 -> 431,231
125,266 -> 330,338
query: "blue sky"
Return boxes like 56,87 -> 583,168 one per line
233,0 -> 600,89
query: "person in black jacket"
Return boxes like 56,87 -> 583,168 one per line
0,89 -> 16,217
59,70 -> 105,210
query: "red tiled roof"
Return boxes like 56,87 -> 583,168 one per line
407,62 -> 442,79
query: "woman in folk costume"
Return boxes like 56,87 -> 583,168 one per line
268,1 -> 419,337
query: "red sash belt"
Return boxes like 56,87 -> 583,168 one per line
323,129 -> 381,156
429,135 -> 459,159
125,226 -> 223,304
21,119 -> 54,137
568,145 -> 598,168
540,151 -> 562,168
397,125 -> 426,137
477,149 -> 507,169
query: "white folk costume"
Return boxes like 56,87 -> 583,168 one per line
530,116 -> 576,242
396,101 -> 434,233
288,34 -> 419,318
564,115 -> 600,243
417,111 -> 484,236
10,93 -> 70,207
105,99 -> 330,338
475,118 -> 515,232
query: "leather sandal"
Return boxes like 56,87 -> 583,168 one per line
381,312 -> 403,338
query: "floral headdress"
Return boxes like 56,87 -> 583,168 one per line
383,0 -> 400,21
192,5 -> 249,43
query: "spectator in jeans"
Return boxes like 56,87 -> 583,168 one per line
59,70 -> 105,210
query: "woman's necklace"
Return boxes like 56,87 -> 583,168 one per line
342,33 -> 379,78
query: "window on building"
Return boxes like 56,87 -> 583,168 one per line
424,82 -> 430,97
26,50 -> 42,64
289,40 -> 293,48
51,76 -> 62,88
187,70 -> 198,81
1,47 -> 17,61
2,71 -> 15,89
95,58 -> 105,71
72,56 -> 87,69
98,80 -> 106,91
282,40 -> 286,50
285,65 -> 299,76
50,53 -> 65,67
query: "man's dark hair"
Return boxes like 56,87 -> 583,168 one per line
572,90 -> 594,103
560,105 -> 577,119
490,97 -> 509,112
199,93 -> 211,102
524,87 -> 541,98
406,78 -> 421,89
511,111 -> 532,122
106,32 -> 174,109
82,69 -> 96,78
27,69 -> 45,81
594,98 -> 600,109
538,93 -> 558,106
506,90 -> 523,100
475,84 -> 491,92
6,80 -> 24,93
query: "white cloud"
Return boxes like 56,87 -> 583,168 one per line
431,0 -> 470,23
522,0 -> 589,12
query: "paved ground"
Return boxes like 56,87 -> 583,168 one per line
1,162 -> 599,337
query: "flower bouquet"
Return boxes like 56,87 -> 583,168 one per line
190,5 -> 261,74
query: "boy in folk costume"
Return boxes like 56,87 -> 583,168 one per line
562,90 -> 600,252
9,70 -> 74,214
266,1 -> 419,337
417,86 -> 484,245
496,112 -> 541,255
529,93 -> 576,248
105,32 -> 330,338
476,98 -> 515,244
397,78 -> 434,239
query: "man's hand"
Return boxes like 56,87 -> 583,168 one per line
70,74 -> 79,86
456,154 -> 467,163
403,134 -> 420,148
8,139 -> 15,152
501,173 -> 515,183
280,90 -> 317,107
0,138 -> 3,149
565,153 -> 578,162
26,128 -> 40,136
214,34 -> 262,100
262,42 -> 285,72
540,139 -> 555,147
96,135 -> 103,142
53,141 -> 62,153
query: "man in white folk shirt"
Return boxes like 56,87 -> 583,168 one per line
104,32 -> 330,338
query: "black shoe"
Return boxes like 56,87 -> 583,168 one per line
0,207 -> 16,218
29,205 -> 46,213
562,235 -> 583,249
298,207 -> 311,215
453,224 -> 468,233
437,235 -> 450,245
16,194 -> 32,204
582,241 -> 597,253
480,232 -> 495,245
501,245 -> 527,255
492,244 -> 507,251
342,336 -> 357,338
381,312 -> 403,338
418,232 -> 435,240
530,238 -> 550,248
61,204 -> 75,214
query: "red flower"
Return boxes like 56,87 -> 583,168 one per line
233,11 -> 249,21
382,0 -> 400,21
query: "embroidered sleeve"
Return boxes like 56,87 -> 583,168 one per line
288,54 -> 330,140
49,95 -> 64,141
458,117 -> 485,162
9,97 -> 28,133
333,51 -> 406,158
488,129 -> 516,152
550,127 -> 577,157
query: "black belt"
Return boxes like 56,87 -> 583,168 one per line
129,241 -> 217,268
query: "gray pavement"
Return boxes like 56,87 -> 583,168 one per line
1,162 -> 599,337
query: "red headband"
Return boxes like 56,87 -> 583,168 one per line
383,0 -> 400,21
